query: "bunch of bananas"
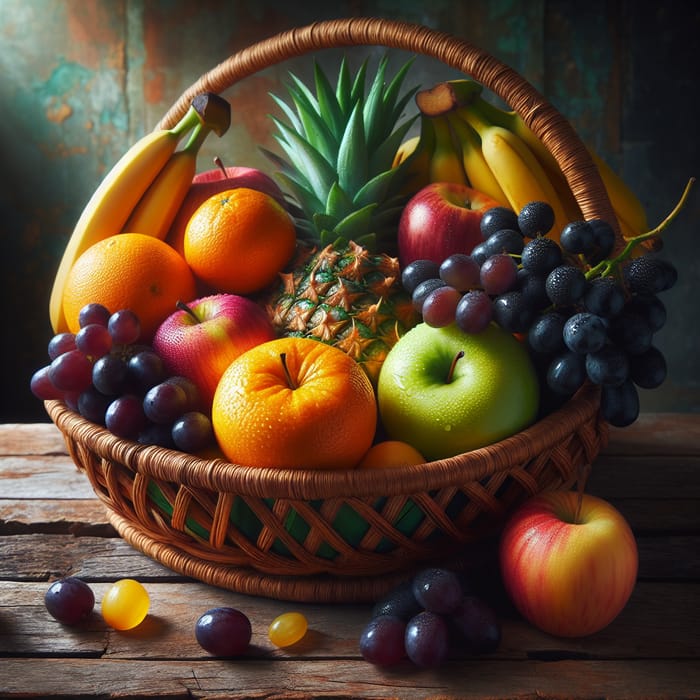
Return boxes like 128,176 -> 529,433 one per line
48,93 -> 231,334
395,79 -> 649,245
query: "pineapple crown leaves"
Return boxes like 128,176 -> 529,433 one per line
264,54 -> 419,251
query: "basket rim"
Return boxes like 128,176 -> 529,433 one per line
46,382 -> 602,500
155,16 -> 618,236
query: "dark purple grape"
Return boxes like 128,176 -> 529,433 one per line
601,379 -> 640,427
138,422 -> 177,449
480,206 -> 519,238
359,615 -> 406,666
520,236 -> 562,274
588,219 -> 617,262
404,611 -> 450,668
484,228 -> 524,256
412,568 -> 462,615
79,303 -> 111,328
77,386 -> 112,425
195,607 -> 252,656
563,312 -> 607,354
401,259 -> 441,294
626,295 -> 666,333
517,269 -> 550,310
608,311 -> 653,355
559,220 -> 595,255
469,242 -> 491,266
492,291 -> 536,334
30,366 -> 66,401
517,201 -> 555,237
439,253 -> 481,291
165,376 -> 203,412
143,381 -> 188,424
75,323 -> 113,359
585,345 -> 630,386
455,289 -> 493,334
171,412 -> 214,453
545,265 -> 587,306
48,332 -> 77,360
584,276 -> 626,318
629,346 -> 667,389
546,351 -> 587,395
48,349 -> 93,393
92,353 -> 130,396
412,278 -> 446,312
480,253 -> 518,296
44,577 -> 95,625
451,595 -> 501,654
105,394 -> 148,439
108,309 -> 141,345
421,285 -> 461,327
371,579 -> 422,621
625,256 -> 678,296
527,311 -> 568,355
128,350 -> 165,392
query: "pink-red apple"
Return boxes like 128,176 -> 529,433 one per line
397,182 -> 501,267
499,490 -> 638,638
166,162 -> 286,255
152,293 -> 276,409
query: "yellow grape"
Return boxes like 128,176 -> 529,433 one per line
268,611 -> 308,647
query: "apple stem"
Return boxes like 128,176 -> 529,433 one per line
176,299 -> 201,324
574,462 -> 592,524
446,351 -> 465,384
279,352 -> 297,390
214,155 -> 228,179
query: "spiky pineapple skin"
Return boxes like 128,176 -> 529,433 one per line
266,241 -> 419,385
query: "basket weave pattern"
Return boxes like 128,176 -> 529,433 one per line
49,18 -> 614,603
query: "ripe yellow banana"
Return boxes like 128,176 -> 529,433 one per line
48,106 -> 202,333
428,115 -> 468,186
394,113 -> 436,196
446,113 -> 508,205
466,95 -> 647,235
463,109 -> 570,241
122,122 -> 211,239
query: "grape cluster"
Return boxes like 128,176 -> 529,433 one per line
359,567 -> 500,668
31,303 -> 214,452
402,202 -> 677,427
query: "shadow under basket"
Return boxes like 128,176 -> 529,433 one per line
48,17 -> 620,603
47,383 -> 607,603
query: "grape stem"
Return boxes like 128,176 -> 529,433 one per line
585,176 -> 695,280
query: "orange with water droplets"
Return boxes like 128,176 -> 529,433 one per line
212,337 -> 377,470
62,233 -> 196,341
184,187 -> 296,294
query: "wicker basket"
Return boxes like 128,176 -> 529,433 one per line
47,18 -> 615,603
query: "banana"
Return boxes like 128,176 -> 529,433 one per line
394,113 -> 436,196
122,122 -> 211,239
48,106 -> 202,333
49,93 -> 231,334
446,113 -> 508,205
466,95 -> 647,235
463,108 -> 570,240
428,115 -> 468,186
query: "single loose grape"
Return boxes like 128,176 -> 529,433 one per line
268,611 -> 308,648
195,607 -> 252,656
44,577 -> 95,625
101,579 -> 150,630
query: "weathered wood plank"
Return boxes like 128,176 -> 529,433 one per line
1,657 -> 698,699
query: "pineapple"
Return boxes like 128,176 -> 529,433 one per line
264,55 -> 421,383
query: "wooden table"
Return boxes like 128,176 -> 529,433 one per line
1,415 -> 699,699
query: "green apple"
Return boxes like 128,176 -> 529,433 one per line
377,322 -> 539,460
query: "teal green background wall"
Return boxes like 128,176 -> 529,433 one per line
1,0 -> 698,422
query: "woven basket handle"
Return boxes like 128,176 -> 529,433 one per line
157,17 -> 618,233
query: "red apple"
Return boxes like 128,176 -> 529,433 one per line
152,293 -> 277,409
397,182 -> 502,267
166,162 -> 286,255
499,490 -> 638,638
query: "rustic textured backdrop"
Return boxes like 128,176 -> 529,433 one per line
1,0 -> 698,422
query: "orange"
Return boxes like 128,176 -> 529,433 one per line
62,233 -> 196,341
184,187 -> 296,294
356,440 -> 426,470
212,337 -> 377,470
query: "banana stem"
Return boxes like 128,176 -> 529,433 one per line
181,122 -> 212,154
168,105 -> 202,139
586,176 -> 696,279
